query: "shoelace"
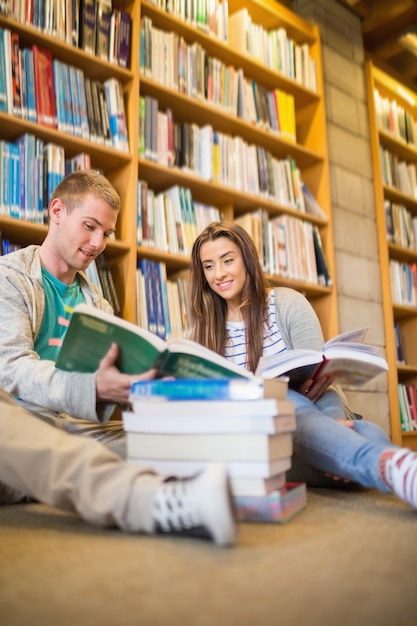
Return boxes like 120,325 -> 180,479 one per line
388,449 -> 417,508
153,480 -> 200,531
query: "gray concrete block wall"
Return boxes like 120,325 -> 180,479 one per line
293,0 -> 390,432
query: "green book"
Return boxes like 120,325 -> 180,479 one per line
56,303 -> 254,380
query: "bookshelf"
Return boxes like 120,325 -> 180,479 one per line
366,60 -> 417,449
0,1 -> 339,342
0,3 -> 137,318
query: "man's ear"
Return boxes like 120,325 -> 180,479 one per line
48,198 -> 65,224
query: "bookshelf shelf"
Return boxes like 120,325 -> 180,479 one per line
366,59 -> 417,446
0,14 -> 133,83
140,76 -> 323,168
0,113 -> 132,171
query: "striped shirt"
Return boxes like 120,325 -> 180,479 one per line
225,290 -> 287,371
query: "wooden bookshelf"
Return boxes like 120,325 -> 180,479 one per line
366,59 -> 417,448
0,1 -> 339,341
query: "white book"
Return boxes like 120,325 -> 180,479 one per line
256,327 -> 388,388
229,472 -> 286,497
104,77 -> 129,152
127,456 -> 291,479
125,431 -> 293,462
123,400 -> 295,434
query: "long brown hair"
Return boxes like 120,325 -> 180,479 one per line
190,221 -> 270,373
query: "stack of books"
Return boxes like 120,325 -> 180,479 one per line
122,377 -> 307,523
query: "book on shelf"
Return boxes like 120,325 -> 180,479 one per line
79,0 -> 97,55
19,48 -> 27,119
32,45 -> 57,128
10,31 -> 22,117
0,28 -> 9,113
56,303 -> 259,380
256,327 -> 388,388
94,252 -> 121,316
302,184 -> 327,219
116,8 -> 131,69
125,431 -> 293,463
91,79 -> 107,144
234,482 -> 307,523
0,140 -> 11,217
9,142 -> 20,219
129,377 -> 288,402
312,226 -> 332,287
394,322 -> 405,364
97,81 -> 112,146
95,0 -> 112,61
52,60 -> 67,133
104,77 -> 129,152
3,27 -> 12,115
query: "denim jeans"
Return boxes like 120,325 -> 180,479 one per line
285,389 -> 394,492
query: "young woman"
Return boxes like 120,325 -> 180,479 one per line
190,220 -> 417,510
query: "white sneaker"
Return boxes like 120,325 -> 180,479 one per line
384,449 -> 417,509
152,464 -> 236,546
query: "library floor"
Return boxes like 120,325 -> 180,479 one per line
1,487 -> 416,626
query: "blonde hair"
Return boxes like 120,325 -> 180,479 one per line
49,170 -> 120,213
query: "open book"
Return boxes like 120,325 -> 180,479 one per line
56,303 -> 256,381
255,327 -> 388,387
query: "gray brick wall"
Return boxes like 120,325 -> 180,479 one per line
293,0 -> 390,433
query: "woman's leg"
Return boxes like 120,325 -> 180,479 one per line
288,390 -> 393,492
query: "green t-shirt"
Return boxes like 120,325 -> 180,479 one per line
35,267 -> 86,362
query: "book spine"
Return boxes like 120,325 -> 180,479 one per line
32,45 -> 57,128
117,9 -> 131,69
10,31 -> 22,117
0,28 -> 8,113
95,0 -> 112,61
9,142 -> 20,219
104,77 -> 129,152
79,0 -> 97,55
0,141 -> 11,216
130,378 -> 265,401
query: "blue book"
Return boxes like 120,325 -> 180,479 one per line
152,261 -> 167,340
0,140 -> 11,216
15,133 -> 36,222
76,68 -> 90,140
35,137 -> 45,224
130,378 -> 267,401
24,48 -> 37,123
0,28 -> 8,113
69,65 -> 82,138
53,59 -> 67,133
62,63 -> 75,135
9,143 -> 20,219
157,261 -> 171,340
140,258 -> 157,335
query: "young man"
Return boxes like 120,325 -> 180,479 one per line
0,387 -> 236,546
0,170 -> 143,455
0,171 -> 236,545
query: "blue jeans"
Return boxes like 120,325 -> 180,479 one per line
285,390 -> 394,492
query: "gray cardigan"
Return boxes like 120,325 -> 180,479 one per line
0,245 -> 115,423
274,287 -> 356,420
